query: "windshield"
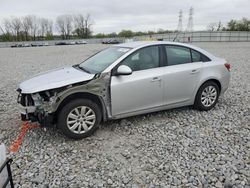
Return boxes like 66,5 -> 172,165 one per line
79,47 -> 131,73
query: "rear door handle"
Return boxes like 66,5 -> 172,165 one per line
151,77 -> 161,82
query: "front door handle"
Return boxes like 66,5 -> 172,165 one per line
151,77 -> 161,82
190,69 -> 199,74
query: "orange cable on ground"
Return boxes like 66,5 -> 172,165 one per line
9,121 -> 40,153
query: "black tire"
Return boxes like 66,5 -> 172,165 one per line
194,81 -> 220,111
57,99 -> 101,139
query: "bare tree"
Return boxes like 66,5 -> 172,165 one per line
12,17 -> 23,40
30,15 -> 38,40
56,16 -> 66,39
216,21 -> 222,31
2,17 -> 23,41
22,15 -> 38,40
1,14 -> 93,41
0,25 -> 4,35
65,15 -> 73,39
2,19 -> 13,41
207,21 -> 223,32
73,14 -> 85,38
22,15 -> 33,40
39,18 -> 46,37
3,18 -> 14,35
73,14 -> 93,38
46,20 -> 53,38
39,18 -> 50,36
1,17 -> 23,41
56,15 -> 73,39
84,14 -> 93,38
207,22 -> 217,31
38,18 -> 54,39
1,19 -> 13,41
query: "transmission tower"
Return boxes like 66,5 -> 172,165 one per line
177,10 -> 183,32
186,7 -> 194,32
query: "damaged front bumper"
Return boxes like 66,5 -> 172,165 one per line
19,104 -> 36,114
17,92 -> 54,126
17,72 -> 112,127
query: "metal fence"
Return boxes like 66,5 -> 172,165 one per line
134,31 -> 250,43
0,31 -> 250,48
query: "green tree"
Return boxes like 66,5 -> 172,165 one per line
94,33 -> 106,38
227,18 -> 250,31
227,20 -> 237,31
118,30 -> 133,38
237,18 -> 250,31
107,32 -> 117,38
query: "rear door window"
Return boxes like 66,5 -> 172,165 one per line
165,46 -> 192,66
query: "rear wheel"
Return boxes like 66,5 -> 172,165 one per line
194,81 -> 220,111
57,99 -> 101,139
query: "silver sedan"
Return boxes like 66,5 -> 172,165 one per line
18,41 -> 230,139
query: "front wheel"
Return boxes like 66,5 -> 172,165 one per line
57,99 -> 101,139
194,81 -> 220,111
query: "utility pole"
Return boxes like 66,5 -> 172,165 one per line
177,10 -> 183,32
186,7 -> 194,32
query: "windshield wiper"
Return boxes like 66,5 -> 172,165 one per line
79,66 -> 91,74
74,64 -> 91,74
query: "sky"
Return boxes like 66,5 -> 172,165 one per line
0,0 -> 249,34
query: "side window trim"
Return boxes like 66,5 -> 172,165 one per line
162,44 -> 211,66
159,45 -> 165,67
190,48 -> 194,62
160,44 -> 168,66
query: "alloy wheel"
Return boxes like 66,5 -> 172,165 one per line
66,106 -> 96,134
201,86 -> 217,107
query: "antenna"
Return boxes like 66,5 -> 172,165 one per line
177,10 -> 183,32
186,7 -> 194,32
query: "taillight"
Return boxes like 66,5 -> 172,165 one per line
224,63 -> 231,71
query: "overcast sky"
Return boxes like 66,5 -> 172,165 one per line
0,0 -> 249,34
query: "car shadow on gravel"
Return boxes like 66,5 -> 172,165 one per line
5,105 -> 193,144
5,97 -> 230,146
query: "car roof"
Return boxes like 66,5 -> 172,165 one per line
114,41 -> 216,59
115,41 -> 194,49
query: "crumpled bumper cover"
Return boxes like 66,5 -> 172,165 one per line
17,92 -> 54,126
19,104 -> 36,114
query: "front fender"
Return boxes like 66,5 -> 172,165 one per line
48,72 -> 112,119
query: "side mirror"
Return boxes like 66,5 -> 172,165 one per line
115,65 -> 132,76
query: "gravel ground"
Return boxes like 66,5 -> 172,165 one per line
0,42 -> 249,188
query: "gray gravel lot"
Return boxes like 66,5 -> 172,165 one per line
0,42 -> 249,188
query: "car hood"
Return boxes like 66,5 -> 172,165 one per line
19,66 -> 95,94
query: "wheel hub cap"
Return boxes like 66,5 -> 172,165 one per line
67,106 -> 96,134
201,86 -> 217,107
